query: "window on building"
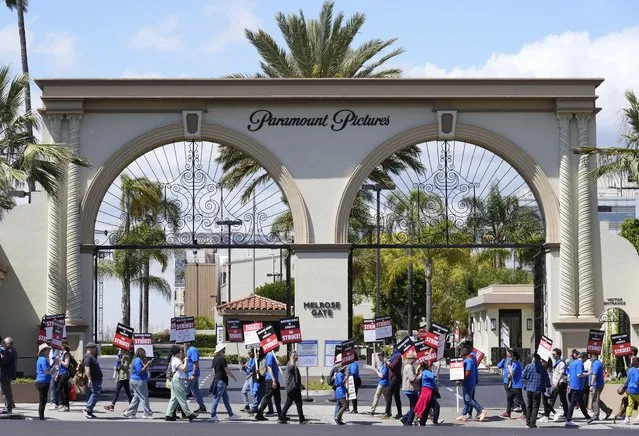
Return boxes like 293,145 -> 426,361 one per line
598,205 -> 613,212
469,317 -> 474,333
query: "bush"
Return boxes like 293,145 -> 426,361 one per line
307,381 -> 331,391
99,345 -> 119,355
195,316 -> 215,330
14,377 -> 36,384
256,279 -> 295,304
149,332 -> 217,348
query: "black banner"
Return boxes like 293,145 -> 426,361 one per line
397,336 -> 414,358
341,339 -> 355,365
279,317 -> 302,344
227,319 -> 243,342
257,325 -> 279,353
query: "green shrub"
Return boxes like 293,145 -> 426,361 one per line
307,381 -> 331,391
14,377 -> 36,384
150,332 -> 216,348
99,345 -> 119,355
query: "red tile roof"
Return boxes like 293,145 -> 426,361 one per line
217,295 -> 286,312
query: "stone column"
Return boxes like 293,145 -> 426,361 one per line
576,113 -> 595,318
45,114 -> 66,315
66,114 -> 83,323
557,113 -> 576,317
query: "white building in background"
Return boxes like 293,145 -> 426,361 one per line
596,175 -> 639,234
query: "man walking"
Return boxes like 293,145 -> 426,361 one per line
457,346 -> 487,422
385,345 -> 403,419
367,351 -> 390,416
241,350 -> 255,412
503,351 -> 526,420
186,343 -> 206,413
523,354 -> 550,429
549,348 -> 569,422
0,337 -> 17,414
565,351 -> 590,427
83,342 -> 103,419
588,354 -> 613,423
280,350 -> 307,424
255,346 -> 282,421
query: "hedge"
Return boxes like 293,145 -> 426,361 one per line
151,332 -> 217,348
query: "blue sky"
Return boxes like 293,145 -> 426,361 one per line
2,0 -> 638,331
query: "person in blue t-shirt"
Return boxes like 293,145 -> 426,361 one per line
255,347 -> 282,421
565,351 -> 591,426
55,343 -> 73,412
502,351 -> 526,419
348,354 -> 361,413
35,343 -> 52,420
623,357 -> 639,424
497,350 -> 512,413
333,364 -> 348,425
241,349 -> 255,412
186,343 -> 206,413
123,348 -> 154,418
587,354 -> 613,423
367,351 -> 390,415
457,346 -> 486,422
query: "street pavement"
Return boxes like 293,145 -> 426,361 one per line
4,358 -> 637,434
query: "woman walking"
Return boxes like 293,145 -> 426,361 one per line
209,344 -> 239,422
415,360 -> 438,426
123,348 -> 154,419
55,343 -> 72,412
35,343 -> 52,420
622,356 -> 639,425
104,349 -> 132,411
165,345 -> 199,422
347,354 -> 361,413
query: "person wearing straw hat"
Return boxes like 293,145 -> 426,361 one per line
208,343 -> 239,422
35,343 -> 52,420
400,351 -> 420,426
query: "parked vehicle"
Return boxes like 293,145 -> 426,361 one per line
148,343 -> 174,391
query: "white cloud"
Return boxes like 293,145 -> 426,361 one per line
121,69 -> 163,78
201,0 -> 259,53
129,15 -> 183,51
34,32 -> 78,73
407,27 -> 639,146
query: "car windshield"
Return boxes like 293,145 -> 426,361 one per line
154,348 -> 172,360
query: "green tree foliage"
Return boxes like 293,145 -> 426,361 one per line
194,316 -> 216,330
352,314 -> 364,343
255,279 -> 295,304
620,218 -> 639,254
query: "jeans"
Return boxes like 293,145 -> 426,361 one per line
281,388 -> 305,422
241,378 -> 252,407
402,392 -> 418,425
369,384 -> 389,414
257,380 -> 282,417
591,386 -> 612,419
507,388 -> 526,415
251,382 -> 273,412
566,389 -> 588,421
335,398 -> 348,420
188,377 -> 205,409
462,386 -> 482,416
55,374 -> 70,407
550,382 -> 569,415
49,377 -> 58,405
125,379 -> 152,416
85,381 -> 103,413
211,380 -> 233,417
526,391 -> 541,427
385,377 -> 402,417
35,382 -> 49,420
111,379 -> 132,405
1,380 -> 14,412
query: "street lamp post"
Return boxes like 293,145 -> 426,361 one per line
216,219 -> 242,303
361,183 -> 395,317
425,257 -> 433,330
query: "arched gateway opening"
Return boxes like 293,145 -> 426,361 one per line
345,136 -> 548,364
87,134 -> 298,342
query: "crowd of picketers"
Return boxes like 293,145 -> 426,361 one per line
495,346 -> 639,427
1,336 -> 639,427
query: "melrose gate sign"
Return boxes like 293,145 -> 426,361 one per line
247,109 -> 391,131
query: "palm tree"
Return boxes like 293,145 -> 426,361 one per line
576,90 -> 639,181
4,0 -> 31,135
0,65 -> 89,220
216,1 -> 421,233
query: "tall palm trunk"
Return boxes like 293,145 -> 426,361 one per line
142,260 -> 150,332
138,280 -> 143,332
121,273 -> 131,326
16,0 -> 31,135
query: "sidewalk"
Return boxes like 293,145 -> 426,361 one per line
7,401 -> 637,430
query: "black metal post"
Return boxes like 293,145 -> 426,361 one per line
216,219 -> 242,303
375,188 -> 381,316
533,248 -> 545,347
93,250 -> 98,343
348,249 -> 353,338
286,248 -> 292,354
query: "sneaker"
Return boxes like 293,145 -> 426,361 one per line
635,415 -> 639,423
84,409 -> 95,419
209,415 -> 221,423
123,411 -> 135,419
242,405 -> 251,413
104,405 -> 114,412
587,417 -> 597,424
255,414 -> 268,421
164,416 -> 177,422
513,407 -> 523,413
518,415 -> 526,420
478,411 -> 488,422
394,414 -> 402,419
228,414 -> 240,421
333,418 -> 340,425
143,413 -> 153,420
538,416 -> 549,423
265,411 -> 275,416
299,419 -> 309,424
380,415 -> 391,420
457,415 -> 468,422
565,420 -> 578,427
623,417 -> 631,425
553,413 -> 564,422
278,419 -> 288,424
198,405 -> 207,413
48,404 -> 58,410
400,417 -> 407,425
500,411 -> 511,418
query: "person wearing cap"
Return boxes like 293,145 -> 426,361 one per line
587,353 -> 613,424
367,351 -> 390,416
209,343 -> 239,422
333,357 -> 348,425
83,342 -> 104,419
565,350 -> 591,427
400,351 -> 420,426
35,343 -> 52,420
255,345 -> 283,421
165,345 -> 199,422
522,353 -> 551,428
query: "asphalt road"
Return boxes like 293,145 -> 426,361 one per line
97,356 -> 508,411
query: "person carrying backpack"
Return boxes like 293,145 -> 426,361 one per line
55,343 -> 73,412
249,348 -> 274,414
